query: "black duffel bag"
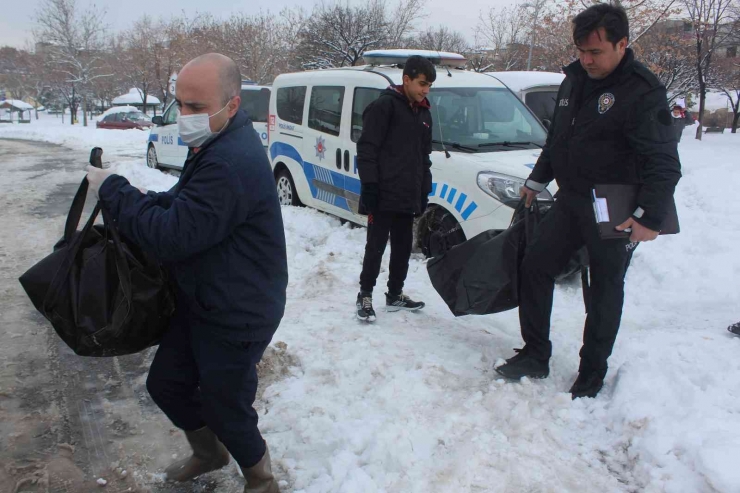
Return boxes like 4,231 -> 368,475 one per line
427,201 -> 539,316
19,177 -> 174,356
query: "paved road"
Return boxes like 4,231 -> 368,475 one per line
0,139 -> 282,493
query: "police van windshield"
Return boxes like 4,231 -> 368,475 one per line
429,87 -> 546,151
240,88 -> 270,123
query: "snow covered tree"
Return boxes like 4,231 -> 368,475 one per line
413,26 -> 469,54
118,16 -> 159,115
476,4 -> 529,71
709,56 -> 740,131
683,0 -> 737,139
295,0 -> 422,70
33,0 -> 109,126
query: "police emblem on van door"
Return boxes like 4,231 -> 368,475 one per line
314,136 -> 326,160
598,93 -> 615,114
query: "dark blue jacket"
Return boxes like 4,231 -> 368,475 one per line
99,109 -> 288,341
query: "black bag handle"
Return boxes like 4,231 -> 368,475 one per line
43,178 -> 103,315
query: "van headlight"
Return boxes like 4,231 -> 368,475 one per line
476,171 -> 553,206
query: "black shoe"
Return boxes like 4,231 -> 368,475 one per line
385,292 -> 425,312
494,348 -> 549,379
569,371 -> 604,399
728,321 -> 740,336
356,293 -> 376,322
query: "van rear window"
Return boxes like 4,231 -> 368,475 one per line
276,86 -> 307,125
308,86 -> 344,137
240,88 -> 270,123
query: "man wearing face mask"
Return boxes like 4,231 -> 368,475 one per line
85,53 -> 287,493
494,4 -> 681,399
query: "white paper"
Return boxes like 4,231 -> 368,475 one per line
592,190 -> 611,223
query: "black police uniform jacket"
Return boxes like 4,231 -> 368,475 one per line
526,49 -> 681,231
99,109 -> 288,341
357,86 -> 433,215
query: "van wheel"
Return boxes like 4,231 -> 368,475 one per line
276,169 -> 302,207
416,205 -> 466,258
147,144 -> 160,170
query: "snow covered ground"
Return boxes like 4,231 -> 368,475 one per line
1,117 -> 739,492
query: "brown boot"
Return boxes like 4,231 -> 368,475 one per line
243,447 -> 280,493
165,427 -> 231,482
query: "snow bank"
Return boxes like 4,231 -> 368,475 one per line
0,112 -> 148,159
3,118 -> 739,492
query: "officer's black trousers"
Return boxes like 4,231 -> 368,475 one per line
359,211 -> 414,295
146,314 -> 271,468
519,193 -> 636,376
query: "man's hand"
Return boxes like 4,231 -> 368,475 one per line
85,165 -> 115,199
615,217 -> 659,242
520,186 -> 538,207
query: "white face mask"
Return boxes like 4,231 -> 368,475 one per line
177,102 -> 230,148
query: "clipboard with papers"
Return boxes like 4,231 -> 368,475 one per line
592,184 -> 680,239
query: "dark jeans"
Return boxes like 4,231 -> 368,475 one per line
518,194 -> 636,377
359,211 -> 414,295
146,315 -> 272,468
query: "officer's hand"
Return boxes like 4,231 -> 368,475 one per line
520,186 -> 538,208
615,217 -> 659,242
85,165 -> 116,199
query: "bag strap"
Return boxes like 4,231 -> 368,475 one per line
100,205 -> 133,304
581,265 -> 591,314
63,177 -> 91,242
43,198 -> 102,315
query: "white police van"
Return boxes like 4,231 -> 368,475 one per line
147,81 -> 271,171
268,50 -> 554,256
486,71 -> 565,128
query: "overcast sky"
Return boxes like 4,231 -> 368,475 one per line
0,0 -> 516,49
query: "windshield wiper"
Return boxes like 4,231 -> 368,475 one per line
478,141 -> 543,149
432,139 -> 477,152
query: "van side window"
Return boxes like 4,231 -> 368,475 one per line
276,86 -> 306,125
308,86 -> 344,137
163,104 -> 179,125
351,87 -> 382,142
240,88 -> 270,123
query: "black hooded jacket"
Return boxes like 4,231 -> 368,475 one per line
526,49 -> 681,231
356,86 -> 433,215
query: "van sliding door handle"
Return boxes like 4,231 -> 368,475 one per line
344,150 -> 350,171
336,148 -> 341,169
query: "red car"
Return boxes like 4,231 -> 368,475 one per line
96,111 -> 153,130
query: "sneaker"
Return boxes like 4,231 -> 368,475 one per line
356,293 -> 376,322
494,347 -> 549,380
385,292 -> 425,312
728,321 -> 740,336
569,371 -> 604,399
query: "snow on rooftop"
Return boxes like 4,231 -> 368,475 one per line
112,88 -> 161,106
0,99 -> 34,110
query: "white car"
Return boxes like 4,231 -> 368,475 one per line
147,83 -> 271,171
268,50 -> 555,256
486,71 -> 565,128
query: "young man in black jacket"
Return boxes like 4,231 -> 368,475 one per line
494,4 -> 681,399
355,56 -> 436,322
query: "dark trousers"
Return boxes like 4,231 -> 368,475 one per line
519,194 -> 636,377
146,316 -> 271,468
359,211 -> 414,295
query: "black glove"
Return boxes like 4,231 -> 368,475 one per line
360,183 -> 379,214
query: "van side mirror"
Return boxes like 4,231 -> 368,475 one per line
541,119 -> 552,130
152,116 -> 164,126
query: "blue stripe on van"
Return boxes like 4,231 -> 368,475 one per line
446,188 -> 457,205
461,202 -> 478,220
454,193 -> 467,213
148,133 -> 158,142
440,184 -> 449,200
430,182 -> 437,197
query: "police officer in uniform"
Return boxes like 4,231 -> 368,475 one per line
494,4 -> 681,399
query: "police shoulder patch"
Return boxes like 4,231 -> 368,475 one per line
598,93 -> 615,114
